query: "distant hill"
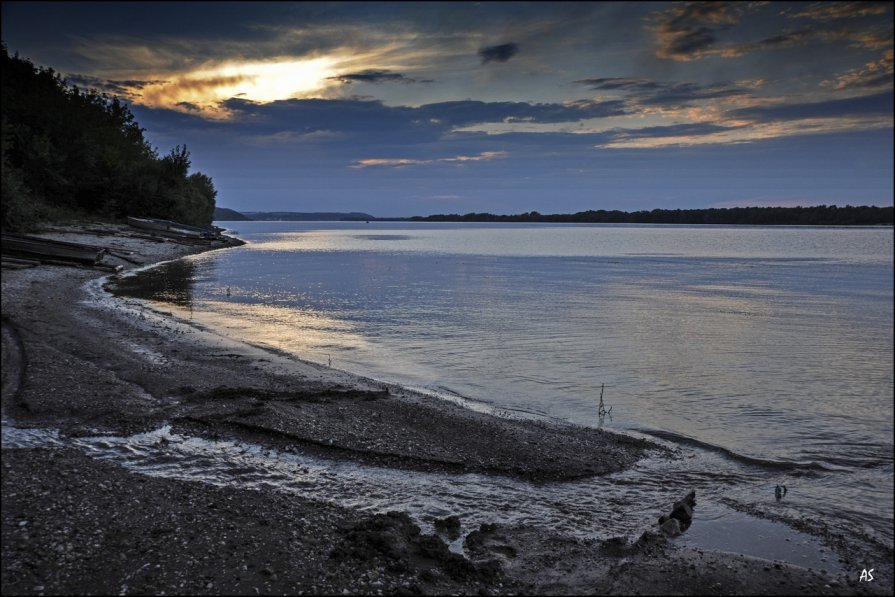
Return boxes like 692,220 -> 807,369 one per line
213,207 -> 253,221
243,212 -> 375,221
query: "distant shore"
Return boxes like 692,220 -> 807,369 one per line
215,204 -> 894,226
2,223 -> 888,595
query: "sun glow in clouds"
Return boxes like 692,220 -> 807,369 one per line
138,57 -> 340,118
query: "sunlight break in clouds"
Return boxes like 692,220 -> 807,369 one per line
136,57 -> 340,118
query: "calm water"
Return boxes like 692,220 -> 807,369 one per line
111,221 -> 894,550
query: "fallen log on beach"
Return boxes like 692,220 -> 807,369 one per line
127,216 -> 221,240
1,234 -> 108,265
1,256 -> 42,267
2,260 -> 38,270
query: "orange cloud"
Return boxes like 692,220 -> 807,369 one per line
789,2 -> 891,21
596,115 -> 893,149
824,50 -> 894,90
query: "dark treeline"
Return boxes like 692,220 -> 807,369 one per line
399,205 -> 893,226
1,44 -> 216,231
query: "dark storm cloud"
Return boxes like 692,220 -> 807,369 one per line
727,89 -> 894,121
478,43 -> 519,64
575,77 -> 750,108
327,69 -> 432,84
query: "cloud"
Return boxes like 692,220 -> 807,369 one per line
63,73 -> 169,99
172,96 -> 631,149
414,99 -> 629,128
650,2 -> 815,61
592,122 -> 748,148
478,42 -> 520,64
175,101 -> 203,112
352,151 -> 508,168
713,26 -> 891,56
130,84 -> 891,162
726,89 -> 894,121
605,122 -> 740,140
112,78 -> 169,89
818,27 -> 893,50
651,2 -> 742,61
824,50 -> 894,89
574,77 -> 662,92
327,69 -> 432,84
788,2 -> 891,21
135,74 -> 258,117
596,116 -> 892,148
575,77 -> 751,107
651,1 -> 892,61
783,3 -> 892,49
713,28 -> 815,57
64,74 -> 131,95
247,130 -> 340,145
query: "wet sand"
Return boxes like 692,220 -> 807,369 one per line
1,224 -> 889,595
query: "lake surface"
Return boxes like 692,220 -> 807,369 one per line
113,221 -> 894,551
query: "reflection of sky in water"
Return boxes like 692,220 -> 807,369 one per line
117,223 -> 893,544
196,299 -> 374,358
241,222 -> 894,264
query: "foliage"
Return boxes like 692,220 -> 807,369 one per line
1,44 -> 216,231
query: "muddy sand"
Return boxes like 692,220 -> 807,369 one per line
1,224 -> 889,595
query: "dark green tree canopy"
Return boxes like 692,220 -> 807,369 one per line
1,44 -> 216,230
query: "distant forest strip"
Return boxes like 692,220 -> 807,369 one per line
394,205 -> 893,226
1,44 -> 216,231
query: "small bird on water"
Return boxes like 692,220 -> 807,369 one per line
775,484 -> 788,500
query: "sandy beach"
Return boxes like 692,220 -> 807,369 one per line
2,224 -> 889,595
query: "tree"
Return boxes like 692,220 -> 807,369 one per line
1,43 -> 218,230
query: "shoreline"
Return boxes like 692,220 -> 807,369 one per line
2,223 -> 889,595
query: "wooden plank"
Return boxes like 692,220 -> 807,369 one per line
128,216 -> 220,239
0,256 -> 42,266
2,260 -> 38,270
1,235 -> 106,265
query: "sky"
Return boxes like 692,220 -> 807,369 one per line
2,1 -> 893,216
